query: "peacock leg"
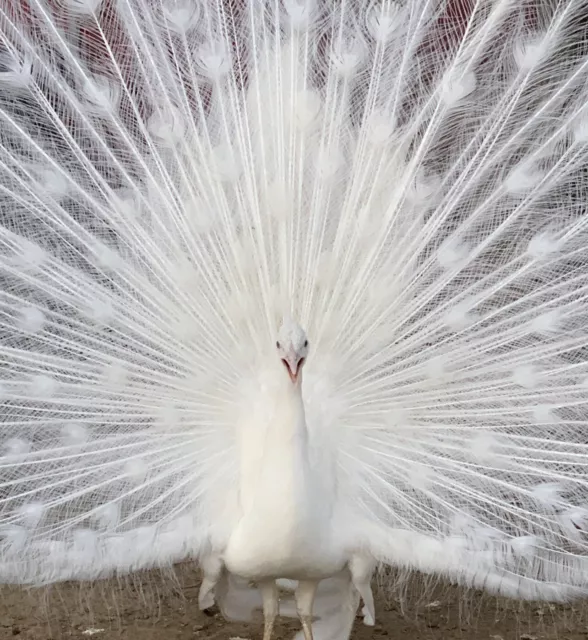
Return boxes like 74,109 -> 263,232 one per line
258,579 -> 279,640
295,579 -> 318,640
349,555 -> 376,625
198,554 -> 224,611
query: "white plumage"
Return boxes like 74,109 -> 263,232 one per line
1,0 -> 588,638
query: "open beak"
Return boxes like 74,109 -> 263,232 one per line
282,352 -> 305,383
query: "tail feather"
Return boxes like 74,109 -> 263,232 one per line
363,522 -> 588,602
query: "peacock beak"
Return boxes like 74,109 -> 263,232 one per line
282,351 -> 305,383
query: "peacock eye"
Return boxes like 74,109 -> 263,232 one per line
276,341 -> 280,349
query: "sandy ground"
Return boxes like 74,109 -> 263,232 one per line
0,565 -> 586,640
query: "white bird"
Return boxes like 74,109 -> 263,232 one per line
200,318 -> 375,640
1,1 -> 588,639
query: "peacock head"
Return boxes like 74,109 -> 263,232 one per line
276,318 -> 309,384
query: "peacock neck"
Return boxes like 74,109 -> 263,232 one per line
236,365 -> 310,502
266,373 -> 308,451
255,367 -> 310,489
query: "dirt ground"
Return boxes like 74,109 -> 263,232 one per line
0,565 -> 587,640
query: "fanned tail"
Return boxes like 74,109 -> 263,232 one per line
0,0 -> 588,609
